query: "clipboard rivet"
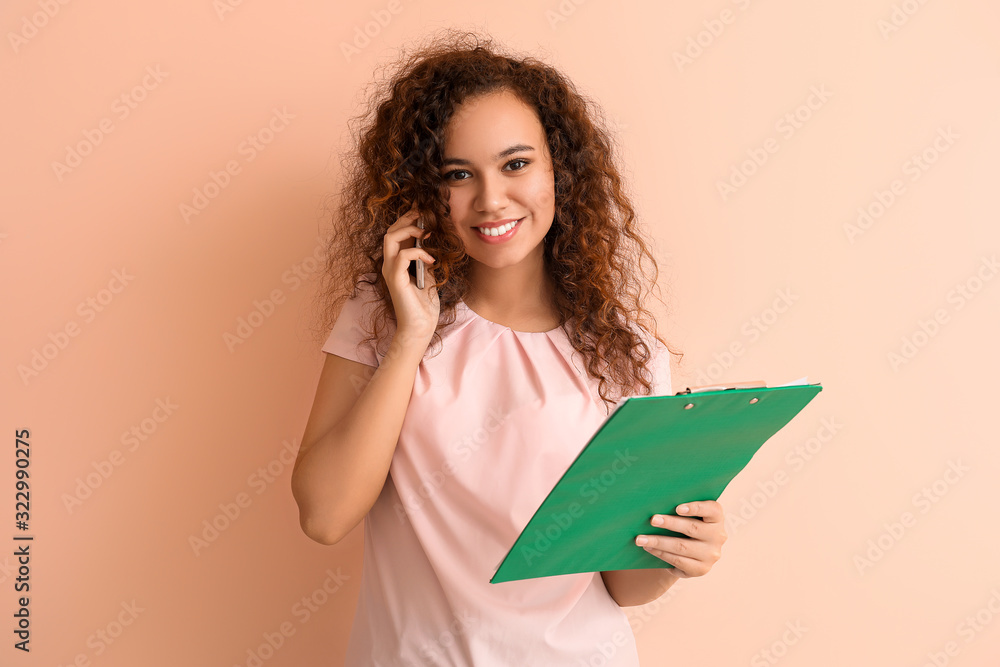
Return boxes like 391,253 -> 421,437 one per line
684,403 -> 694,410
749,397 -> 759,404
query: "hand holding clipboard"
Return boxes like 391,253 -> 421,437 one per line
490,379 -> 823,583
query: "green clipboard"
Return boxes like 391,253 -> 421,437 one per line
489,380 -> 823,584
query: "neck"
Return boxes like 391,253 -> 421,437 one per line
465,249 -> 556,319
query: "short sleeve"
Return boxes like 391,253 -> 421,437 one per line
321,277 -> 382,368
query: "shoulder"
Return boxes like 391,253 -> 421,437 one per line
630,320 -> 671,394
322,272 -> 389,367
345,272 -> 381,305
624,319 -> 664,357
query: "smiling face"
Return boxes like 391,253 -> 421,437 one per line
439,89 -> 556,276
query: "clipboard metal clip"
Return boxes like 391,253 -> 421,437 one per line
677,380 -> 768,395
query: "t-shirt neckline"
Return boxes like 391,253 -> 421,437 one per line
457,299 -> 563,335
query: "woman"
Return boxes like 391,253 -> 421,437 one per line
292,28 -> 727,665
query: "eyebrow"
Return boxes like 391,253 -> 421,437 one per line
441,144 -> 535,167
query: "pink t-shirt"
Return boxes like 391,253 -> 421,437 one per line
322,275 -> 671,666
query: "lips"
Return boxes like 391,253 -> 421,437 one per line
475,217 -> 522,234
473,217 -> 524,243
475,216 -> 519,227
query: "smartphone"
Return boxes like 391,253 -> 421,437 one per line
414,216 -> 425,289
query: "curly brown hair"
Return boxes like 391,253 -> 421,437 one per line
312,28 -> 682,412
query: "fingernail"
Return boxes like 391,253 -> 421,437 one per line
652,516 -> 664,526
678,505 -> 689,514
635,536 -> 648,546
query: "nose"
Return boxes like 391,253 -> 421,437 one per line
473,171 -> 510,214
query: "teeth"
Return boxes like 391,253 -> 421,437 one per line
477,219 -> 518,236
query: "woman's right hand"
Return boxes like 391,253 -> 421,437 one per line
382,205 -> 440,345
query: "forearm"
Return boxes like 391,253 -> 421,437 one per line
600,567 -> 680,607
292,330 -> 426,544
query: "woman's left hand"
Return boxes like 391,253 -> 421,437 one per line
635,500 -> 727,579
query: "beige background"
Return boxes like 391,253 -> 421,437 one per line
4,1 -> 999,665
